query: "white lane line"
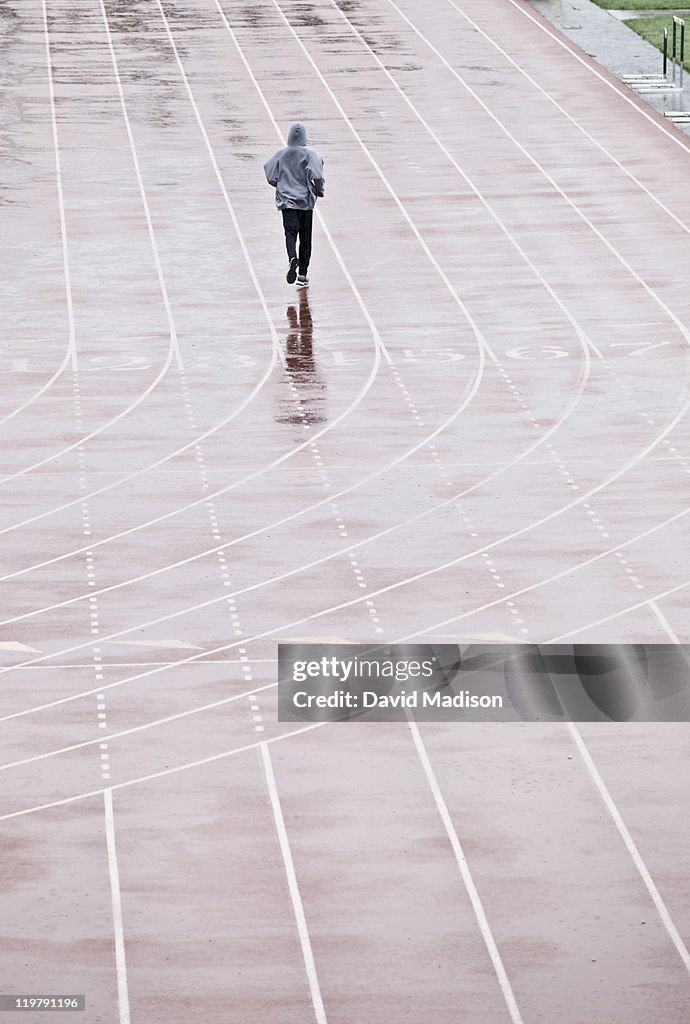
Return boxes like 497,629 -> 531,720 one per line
150,0 -> 283,370
381,0 -> 690,349
0,359 -> 73,431
260,743 -> 328,1024
566,723 -> 690,977
104,789 -> 131,1024
409,721 -> 524,1024
246,0 -> 496,363
648,600 -> 681,643
97,0 -> 182,371
0,722 -> 325,823
41,0 -> 76,371
506,0 -> 690,155
447,0 -> 690,237
0,0 -> 88,454
9,660 -> 277,668
0,0 -> 76,430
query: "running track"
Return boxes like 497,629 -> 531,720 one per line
1,0 -> 689,1020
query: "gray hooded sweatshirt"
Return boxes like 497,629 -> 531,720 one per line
264,123 -> 325,211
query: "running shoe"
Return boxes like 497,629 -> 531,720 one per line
296,275 -> 309,289
286,256 -> 299,284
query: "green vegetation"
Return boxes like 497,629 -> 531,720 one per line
627,15 -> 690,71
591,0 -> 690,9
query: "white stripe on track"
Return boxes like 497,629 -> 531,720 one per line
0,1 -> 88,442
260,743 -> 328,1024
648,600 -> 681,644
150,0 -> 283,368
566,723 -> 690,977
528,554 -> 690,979
97,0 -> 183,371
42,0 -> 77,371
409,721 -> 524,1024
0,1 -> 78,432
104,789 -> 131,1024
0,355 -> 74,431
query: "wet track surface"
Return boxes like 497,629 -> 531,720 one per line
1,0 -> 690,1020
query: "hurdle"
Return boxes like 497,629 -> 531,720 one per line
625,16 -> 685,95
668,16 -> 685,88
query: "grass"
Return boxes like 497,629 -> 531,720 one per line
626,15 -> 690,71
591,0 -> 690,9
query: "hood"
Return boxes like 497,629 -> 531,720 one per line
287,122 -> 308,146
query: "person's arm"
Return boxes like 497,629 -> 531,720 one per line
308,155 -> 325,198
264,154 -> 279,187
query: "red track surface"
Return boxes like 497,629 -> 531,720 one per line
1,0 -> 690,1020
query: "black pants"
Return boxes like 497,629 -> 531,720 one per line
282,208 -> 313,275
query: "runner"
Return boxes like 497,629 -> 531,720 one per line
264,122 -> 325,288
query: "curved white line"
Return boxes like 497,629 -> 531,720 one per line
42,0 -> 76,370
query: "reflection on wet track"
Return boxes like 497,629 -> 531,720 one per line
276,289 -> 327,425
